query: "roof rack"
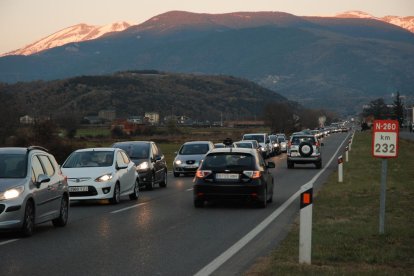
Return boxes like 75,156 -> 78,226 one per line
27,146 -> 49,152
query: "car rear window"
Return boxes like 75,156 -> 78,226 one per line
291,136 -> 316,145
201,153 -> 254,171
234,142 -> 253,149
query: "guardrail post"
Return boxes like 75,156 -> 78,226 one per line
338,156 -> 343,182
345,146 -> 349,162
299,185 -> 313,264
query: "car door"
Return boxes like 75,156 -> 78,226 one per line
151,143 -> 164,182
119,151 -> 136,193
38,154 -> 63,213
31,155 -> 55,223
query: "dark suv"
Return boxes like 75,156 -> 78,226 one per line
0,146 -> 69,236
193,148 -> 275,208
112,141 -> 168,190
287,134 -> 322,169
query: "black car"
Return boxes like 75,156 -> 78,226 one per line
193,147 -> 275,208
112,141 -> 168,190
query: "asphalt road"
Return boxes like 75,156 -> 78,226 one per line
0,132 -> 351,276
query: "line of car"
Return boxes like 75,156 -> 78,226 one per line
0,127 -> 344,236
0,141 -> 169,236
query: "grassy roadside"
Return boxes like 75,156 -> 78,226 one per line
246,132 -> 414,275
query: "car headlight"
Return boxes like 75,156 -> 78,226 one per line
260,147 -> 266,152
175,160 -> 182,165
137,161 -> 149,170
95,173 -> 113,182
0,186 -> 25,201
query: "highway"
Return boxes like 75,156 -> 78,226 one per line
0,132 -> 350,276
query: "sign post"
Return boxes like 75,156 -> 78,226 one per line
299,184 -> 313,264
372,120 -> 399,234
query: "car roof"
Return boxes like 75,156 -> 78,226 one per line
113,141 -> 151,145
208,147 -> 257,155
0,146 -> 48,154
75,148 -> 117,152
182,141 -> 212,145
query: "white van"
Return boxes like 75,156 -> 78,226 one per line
242,133 -> 271,159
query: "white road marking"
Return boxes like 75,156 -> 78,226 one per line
111,202 -> 147,214
186,188 -> 194,192
0,239 -> 19,246
194,133 -> 351,276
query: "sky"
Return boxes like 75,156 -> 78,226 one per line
1,0 -> 413,54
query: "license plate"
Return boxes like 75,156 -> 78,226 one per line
216,173 -> 239,180
290,152 -> 300,157
185,165 -> 197,169
69,186 -> 88,192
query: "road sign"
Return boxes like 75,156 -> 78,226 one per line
372,120 -> 399,158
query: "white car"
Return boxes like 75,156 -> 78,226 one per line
61,148 -> 139,204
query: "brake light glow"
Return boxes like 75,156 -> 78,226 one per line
243,170 -> 261,179
196,170 -> 212,178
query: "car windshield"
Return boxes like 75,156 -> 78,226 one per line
234,142 -> 253,149
179,144 -> 210,155
114,143 -> 149,159
278,137 -> 286,142
63,151 -> 114,168
201,153 -> 254,171
243,135 -> 264,143
291,137 -> 315,145
0,154 -> 27,178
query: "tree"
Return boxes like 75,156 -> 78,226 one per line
362,98 -> 391,119
393,91 -> 404,127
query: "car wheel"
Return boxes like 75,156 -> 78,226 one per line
173,172 -> 180,177
159,170 -> 167,188
52,196 -> 69,227
315,161 -> 322,169
146,172 -> 155,190
194,199 -> 204,208
21,200 -> 35,237
129,179 -> 140,200
287,161 -> 294,169
258,187 -> 267,208
110,183 -> 121,204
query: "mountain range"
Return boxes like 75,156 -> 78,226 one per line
1,10 -> 413,115
1,21 -> 133,57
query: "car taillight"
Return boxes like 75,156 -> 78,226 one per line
196,170 -> 212,178
243,171 -> 261,179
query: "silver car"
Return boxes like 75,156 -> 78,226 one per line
0,146 -> 69,236
173,141 -> 214,177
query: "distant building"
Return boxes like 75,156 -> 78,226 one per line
20,115 -> 35,125
127,116 -> 144,124
99,110 -> 116,121
111,119 -> 146,135
83,116 -> 103,124
144,112 -> 159,125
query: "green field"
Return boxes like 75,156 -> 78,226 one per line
246,132 -> 414,275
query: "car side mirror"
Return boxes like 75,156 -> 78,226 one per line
116,163 -> 128,170
35,174 -> 50,188
266,161 -> 275,168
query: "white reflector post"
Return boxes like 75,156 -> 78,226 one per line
299,184 -> 313,264
338,155 -> 343,183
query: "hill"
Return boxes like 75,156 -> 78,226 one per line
1,11 -> 413,114
0,71 -> 288,122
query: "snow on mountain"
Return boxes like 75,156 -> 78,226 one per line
335,11 -> 414,33
2,21 -> 134,57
